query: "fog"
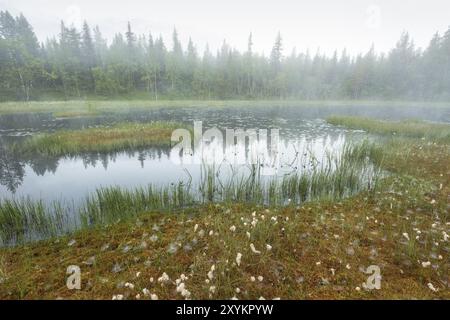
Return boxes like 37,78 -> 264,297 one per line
1,0 -> 450,55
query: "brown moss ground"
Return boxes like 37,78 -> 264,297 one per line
0,140 -> 448,300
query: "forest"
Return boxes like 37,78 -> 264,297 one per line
1,10 -> 450,101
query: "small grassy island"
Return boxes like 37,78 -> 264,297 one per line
0,117 -> 448,299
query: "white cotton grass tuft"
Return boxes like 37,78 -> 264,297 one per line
266,244 -> 272,251
176,282 -> 191,298
402,233 -> 410,241
150,293 -> 158,300
257,276 -> 264,282
421,261 -> 431,268
176,282 -> 185,293
124,282 -> 135,289
229,225 -> 236,232
157,272 -> 170,285
250,243 -> 261,254
180,274 -> 188,281
181,289 -> 191,298
112,294 -> 124,300
207,265 -> 215,280
236,252 -> 242,266
427,282 -> 438,292
250,276 -> 256,282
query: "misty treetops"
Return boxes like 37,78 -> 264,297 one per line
1,10 -> 450,101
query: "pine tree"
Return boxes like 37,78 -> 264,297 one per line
270,32 -> 283,73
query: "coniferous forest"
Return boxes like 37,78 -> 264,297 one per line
1,10 -> 450,102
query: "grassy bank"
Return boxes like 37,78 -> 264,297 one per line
327,116 -> 450,142
0,119 -> 448,300
0,161 -> 448,299
12,121 -> 186,157
1,100 -> 450,117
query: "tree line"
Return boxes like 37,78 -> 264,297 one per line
1,10 -> 449,101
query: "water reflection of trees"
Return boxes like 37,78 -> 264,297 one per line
0,146 -> 171,192
0,145 -> 25,193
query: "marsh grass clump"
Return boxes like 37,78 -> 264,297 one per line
327,116 -> 450,142
13,121 -> 190,157
80,183 -> 194,227
0,198 -> 71,244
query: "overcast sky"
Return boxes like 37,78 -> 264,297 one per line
1,0 -> 449,56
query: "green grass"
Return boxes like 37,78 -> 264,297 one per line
1,100 -> 450,117
12,121 -> 189,157
327,116 -> 450,142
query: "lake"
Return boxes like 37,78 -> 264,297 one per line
0,103 -> 449,206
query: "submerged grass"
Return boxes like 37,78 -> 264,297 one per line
327,116 -> 450,142
13,121 -> 189,157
